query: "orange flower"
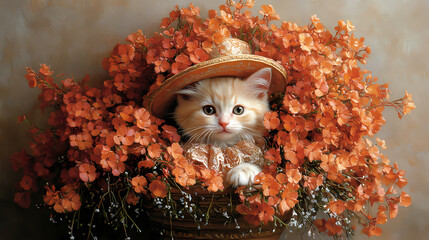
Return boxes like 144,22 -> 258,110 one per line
69,133 -> 93,150
285,98 -> 301,114
286,168 -> 302,184
172,167 -> 189,186
396,169 -> 408,188
328,200 -> 346,215
264,148 -> 281,164
186,40 -> 199,53
20,175 -> 34,191
259,5 -> 279,20
116,44 -> 135,63
325,217 -> 344,236
257,202 -> 275,224
138,159 -> 155,169
261,174 -> 281,197
62,190 -> 81,212
298,33 -> 314,52
388,197 -> 399,219
172,54 -> 192,74
236,203 -> 260,226
148,179 -> 168,198
43,186 -> 59,206
336,19 -> 355,33
284,148 -> 299,165
200,168 -> 224,192
275,173 -> 287,184
119,105 -> 135,122
376,137 -> 387,149
279,185 -> 298,214
313,219 -> 327,233
10,149 -> 30,172
79,163 -> 97,182
263,111 -> 280,130
303,173 -> 323,191
304,141 -> 323,161
167,142 -> 183,159
220,10 -> 233,24
162,125 -> 181,142
147,143 -> 162,158
281,114 -> 295,132
131,176 -> 148,194
25,68 -> 37,88
402,90 -> 416,115
311,15 -> 324,33
362,224 -> 382,237
33,162 -> 49,177
245,0 -> 255,8
39,64 -> 54,76
126,191 -> 139,205
189,48 -> 209,64
53,201 -> 65,213
376,205 -> 388,224
114,125 -> 135,146
154,59 -> 170,73
399,191 -> 411,207
14,192 -> 31,208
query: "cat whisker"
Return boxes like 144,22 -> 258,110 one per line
182,126 -> 209,138
241,127 -> 263,138
235,129 -> 250,143
202,129 -> 215,144
240,126 -> 261,135
186,129 -> 206,144
207,129 -> 217,144
183,127 -> 204,136
235,127 -> 251,138
241,126 -> 268,146
176,119 -> 206,136
178,117 -> 193,127
200,129 -> 215,143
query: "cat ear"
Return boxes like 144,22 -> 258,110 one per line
246,67 -> 272,98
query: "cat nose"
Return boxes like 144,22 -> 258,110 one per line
219,121 -> 229,129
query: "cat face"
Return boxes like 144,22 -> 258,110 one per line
174,68 -> 272,147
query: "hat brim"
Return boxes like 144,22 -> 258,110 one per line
146,54 -> 288,119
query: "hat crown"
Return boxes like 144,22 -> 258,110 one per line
210,38 -> 252,59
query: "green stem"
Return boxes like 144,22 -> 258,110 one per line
121,188 -> 142,233
205,194 -> 215,222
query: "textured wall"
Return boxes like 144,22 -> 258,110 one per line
0,0 -> 427,239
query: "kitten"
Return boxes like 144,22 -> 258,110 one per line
174,67 -> 272,187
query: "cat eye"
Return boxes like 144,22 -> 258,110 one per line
233,105 -> 244,115
202,105 -> 216,115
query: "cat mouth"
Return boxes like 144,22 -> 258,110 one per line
218,129 -> 232,134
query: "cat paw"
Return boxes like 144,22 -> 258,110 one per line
226,163 -> 262,187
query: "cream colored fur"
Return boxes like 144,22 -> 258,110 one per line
174,68 -> 272,187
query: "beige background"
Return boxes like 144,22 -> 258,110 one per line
0,0 -> 427,239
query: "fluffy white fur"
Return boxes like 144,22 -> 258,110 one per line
174,67 -> 272,187
226,163 -> 262,187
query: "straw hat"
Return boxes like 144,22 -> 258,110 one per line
146,38 -> 288,118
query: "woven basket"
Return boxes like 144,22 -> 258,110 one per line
149,185 -> 291,240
